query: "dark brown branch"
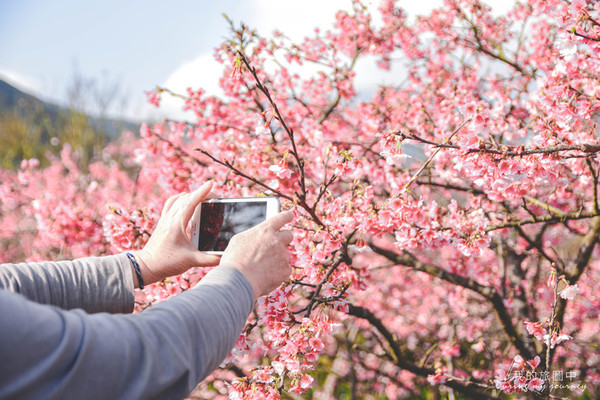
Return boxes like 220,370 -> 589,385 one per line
415,179 -> 486,196
312,173 -> 338,213
347,304 -> 498,400
370,244 -> 494,296
395,130 -> 600,157
318,95 -> 340,124
486,210 -> 599,231
468,39 -> 530,76
226,363 -> 247,378
456,7 -> 531,77
404,119 -> 471,190
302,244 -> 352,318
571,30 -> 600,42
554,216 -> 600,326
237,51 -> 307,199
194,147 -> 293,201
587,158 -> 600,214
513,224 -> 557,266
243,81 -> 278,144
586,12 -> 600,27
369,243 -> 535,359
236,51 -> 330,229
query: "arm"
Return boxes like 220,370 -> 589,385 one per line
0,181 -> 293,399
0,181 -> 220,314
0,254 -> 135,313
0,264 -> 253,400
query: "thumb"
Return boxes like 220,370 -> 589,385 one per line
192,249 -> 221,267
183,240 -> 220,267
183,181 -> 214,223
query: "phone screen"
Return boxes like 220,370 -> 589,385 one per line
197,201 -> 268,252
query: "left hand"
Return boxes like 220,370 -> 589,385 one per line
131,181 -> 220,286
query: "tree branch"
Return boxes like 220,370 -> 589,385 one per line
571,30 -> 600,42
317,48 -> 361,124
235,51 -> 331,229
237,51 -> 308,199
368,242 -> 536,359
347,304 -> 498,400
456,7 -> 532,77
554,216 -> 600,327
486,210 -> 599,231
302,247 -> 351,318
587,158 -> 600,214
194,147 -> 293,201
395,130 -> 600,157
404,119 -> 471,190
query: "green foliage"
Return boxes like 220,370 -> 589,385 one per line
0,71 -> 133,170
0,105 -> 105,170
0,112 -> 45,169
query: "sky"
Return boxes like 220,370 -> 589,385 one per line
0,0 -> 513,122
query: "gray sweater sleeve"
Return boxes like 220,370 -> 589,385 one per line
0,254 -> 135,313
0,265 -> 254,400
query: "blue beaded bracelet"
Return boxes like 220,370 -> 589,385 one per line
126,252 -> 144,289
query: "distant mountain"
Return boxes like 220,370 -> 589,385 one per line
0,79 -> 138,138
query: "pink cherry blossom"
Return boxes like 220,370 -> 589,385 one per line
2,0 -> 600,398
558,283 -> 581,299
524,321 -> 545,341
427,371 -> 447,386
145,89 -> 161,107
528,377 -> 545,391
527,356 -> 541,369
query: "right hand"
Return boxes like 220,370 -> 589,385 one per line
220,211 -> 294,299
132,181 -> 220,287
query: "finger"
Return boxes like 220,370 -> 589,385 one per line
276,229 -> 293,245
194,252 -> 221,267
282,259 -> 292,275
161,193 -> 184,216
183,181 -> 214,223
264,210 -> 294,231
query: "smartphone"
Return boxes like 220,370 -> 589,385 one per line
191,197 -> 280,254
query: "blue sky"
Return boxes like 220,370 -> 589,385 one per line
0,0 -> 359,121
0,1 -> 511,122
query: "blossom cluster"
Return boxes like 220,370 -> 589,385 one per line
1,0 -> 599,398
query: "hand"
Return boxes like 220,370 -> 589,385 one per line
131,181 -> 220,286
220,211 -> 294,299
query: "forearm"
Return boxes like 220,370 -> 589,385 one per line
0,254 -> 135,313
0,265 -> 254,400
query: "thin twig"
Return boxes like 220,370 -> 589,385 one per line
237,51 -> 307,199
403,119 -> 471,191
195,147 -> 293,201
396,130 -> 600,157
486,210 -> 599,231
571,30 -> 600,42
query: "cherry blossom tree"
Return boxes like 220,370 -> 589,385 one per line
2,0 -> 600,398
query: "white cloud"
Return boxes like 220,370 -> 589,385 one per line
156,0 -> 518,120
0,69 -> 45,97
154,0 -> 351,121
249,0 -> 352,41
400,0 -> 513,19
162,53 -> 225,98
143,53 -> 227,121
354,55 -> 406,96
